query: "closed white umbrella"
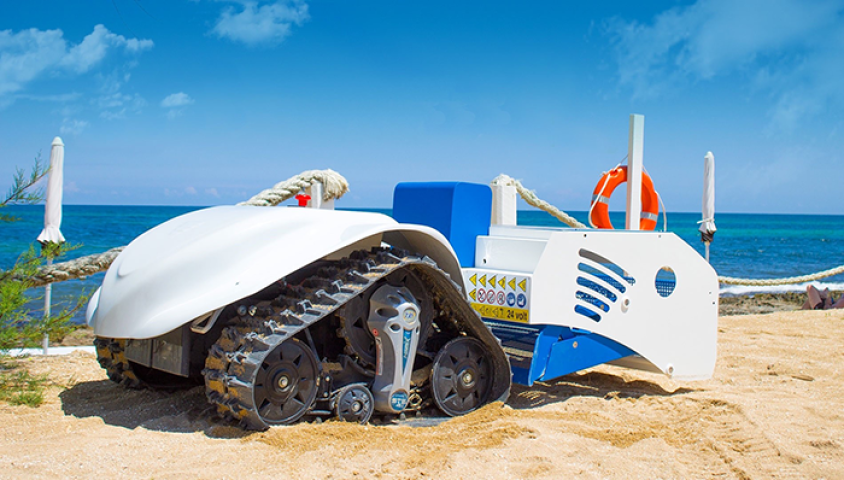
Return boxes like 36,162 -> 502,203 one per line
37,136 -> 65,353
699,151 -> 716,262
37,137 -> 65,244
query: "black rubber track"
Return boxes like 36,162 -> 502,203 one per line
202,247 -> 511,429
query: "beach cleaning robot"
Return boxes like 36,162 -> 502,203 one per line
86,116 -> 718,429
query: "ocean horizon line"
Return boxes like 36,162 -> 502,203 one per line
6,204 -> 843,218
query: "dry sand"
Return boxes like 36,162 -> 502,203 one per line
2,309 -> 843,479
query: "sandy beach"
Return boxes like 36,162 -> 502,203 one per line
1,306 -> 842,479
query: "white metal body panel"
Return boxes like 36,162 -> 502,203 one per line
87,206 -> 463,340
475,236 -> 547,273
489,224 -> 557,240
466,227 -> 718,380
531,229 -> 717,380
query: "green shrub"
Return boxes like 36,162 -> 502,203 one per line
0,153 -> 85,406
0,361 -> 48,407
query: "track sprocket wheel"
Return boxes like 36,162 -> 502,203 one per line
336,295 -> 375,365
431,337 -> 493,416
252,338 -> 320,425
333,383 -> 374,424
337,267 -> 433,367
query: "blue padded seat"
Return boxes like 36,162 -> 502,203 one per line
392,182 -> 491,268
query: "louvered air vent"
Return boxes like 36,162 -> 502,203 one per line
574,249 -> 636,322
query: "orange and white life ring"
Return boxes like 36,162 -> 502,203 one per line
589,166 -> 659,230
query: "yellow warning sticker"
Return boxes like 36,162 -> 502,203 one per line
508,278 -> 516,290
470,303 -> 529,323
479,275 -> 487,287
498,277 -> 506,289
489,276 -> 497,288
469,274 -> 477,286
518,279 -> 527,292
469,289 -> 477,301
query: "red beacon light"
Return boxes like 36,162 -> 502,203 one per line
295,194 -> 311,207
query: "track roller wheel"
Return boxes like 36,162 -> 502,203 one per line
332,383 -> 374,424
431,337 -> 493,416
252,338 -> 320,426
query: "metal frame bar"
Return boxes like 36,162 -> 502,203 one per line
626,114 -> 645,230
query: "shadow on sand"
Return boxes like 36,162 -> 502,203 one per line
59,370 -> 696,432
508,370 -> 697,409
58,380 -> 250,438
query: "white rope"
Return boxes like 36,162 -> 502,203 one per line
642,165 -> 667,232
718,265 -> 844,286
586,164 -> 619,228
491,174 -> 588,229
26,247 -> 125,287
238,169 -> 349,207
26,170 -> 349,285
656,192 -> 668,232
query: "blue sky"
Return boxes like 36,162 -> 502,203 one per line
1,0 -> 843,213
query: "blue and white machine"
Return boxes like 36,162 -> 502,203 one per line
87,119 -> 718,429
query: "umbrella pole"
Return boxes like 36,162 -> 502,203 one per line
704,241 -> 710,263
42,258 -> 52,354
38,136 -> 66,355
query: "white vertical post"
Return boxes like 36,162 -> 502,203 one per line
43,258 -> 52,355
626,114 -> 645,230
490,184 -> 517,226
306,181 -> 335,210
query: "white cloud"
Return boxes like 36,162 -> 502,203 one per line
161,92 -> 194,108
212,1 -> 309,46
606,0 -> 844,129
59,25 -> 153,74
95,69 -> 147,119
0,25 -> 152,102
0,28 -> 66,97
205,188 -> 220,197
54,105 -> 82,119
164,186 -> 201,197
161,92 -> 194,119
97,92 -> 146,119
16,92 -> 81,103
100,109 -> 125,120
59,118 -> 88,135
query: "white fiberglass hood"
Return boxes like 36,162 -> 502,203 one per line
88,206 -> 460,339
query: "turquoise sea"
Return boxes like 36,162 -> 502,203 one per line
3,205 -> 843,324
